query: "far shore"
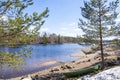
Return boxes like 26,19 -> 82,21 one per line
7,45 -> 120,80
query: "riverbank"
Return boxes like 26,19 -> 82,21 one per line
78,66 -> 120,80
8,54 -> 101,80
7,45 -> 120,80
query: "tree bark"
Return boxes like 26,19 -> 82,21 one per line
98,1 -> 105,70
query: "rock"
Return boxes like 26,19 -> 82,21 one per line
117,56 -> 120,60
21,75 -> 32,80
65,65 -> 72,69
72,60 -> 75,63
50,68 -> 59,72
61,65 -> 66,70
98,58 -> 101,61
32,75 -> 39,80
81,46 -> 98,54
61,65 -> 72,70
94,56 -> 100,60
77,62 -> 81,64
87,59 -> 91,62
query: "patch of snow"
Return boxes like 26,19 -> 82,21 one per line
78,67 -> 120,80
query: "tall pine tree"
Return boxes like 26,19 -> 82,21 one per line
79,0 -> 119,69
0,0 -> 49,77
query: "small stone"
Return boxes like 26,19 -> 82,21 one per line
61,65 -> 66,69
87,59 -> 90,62
65,65 -> 72,69
50,68 -> 59,72
21,75 -> 32,80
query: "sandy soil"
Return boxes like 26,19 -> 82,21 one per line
38,61 -> 59,67
70,53 -> 86,57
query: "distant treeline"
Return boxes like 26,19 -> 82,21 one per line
78,36 -> 120,46
1,32 -> 119,47
33,33 -> 80,44
0,32 -> 79,47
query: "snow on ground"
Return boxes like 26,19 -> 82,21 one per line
78,66 -> 120,80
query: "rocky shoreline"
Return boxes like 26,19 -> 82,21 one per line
5,45 -> 120,80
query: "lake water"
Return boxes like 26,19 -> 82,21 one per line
0,43 -> 87,78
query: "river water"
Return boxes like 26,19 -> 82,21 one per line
0,43 -> 87,78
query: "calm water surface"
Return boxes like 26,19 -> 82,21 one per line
0,43 -> 87,78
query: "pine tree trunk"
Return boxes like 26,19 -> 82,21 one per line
99,1 -> 105,70
100,27 -> 105,70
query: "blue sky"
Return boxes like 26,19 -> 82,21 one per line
24,0 -> 85,37
25,0 -> 120,37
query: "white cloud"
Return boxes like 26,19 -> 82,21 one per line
105,13 -> 120,22
0,15 -> 8,21
69,22 -> 76,26
103,36 -> 119,40
29,26 -> 50,32
60,27 -> 67,30
61,31 -> 66,34
115,14 -> 120,22
40,27 -> 49,32
117,14 -> 120,18
29,25 -> 35,31
74,28 -> 81,31
57,22 -> 84,37
115,18 -> 120,22
105,13 -> 111,16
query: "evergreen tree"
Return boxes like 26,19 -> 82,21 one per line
79,0 -> 119,69
58,34 -> 61,44
0,0 -> 49,77
43,32 -> 48,44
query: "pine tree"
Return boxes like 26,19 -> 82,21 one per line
79,0 -> 119,69
58,34 -> 61,44
43,32 -> 48,44
0,0 -> 49,76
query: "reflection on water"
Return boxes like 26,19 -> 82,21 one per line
0,43 -> 87,78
